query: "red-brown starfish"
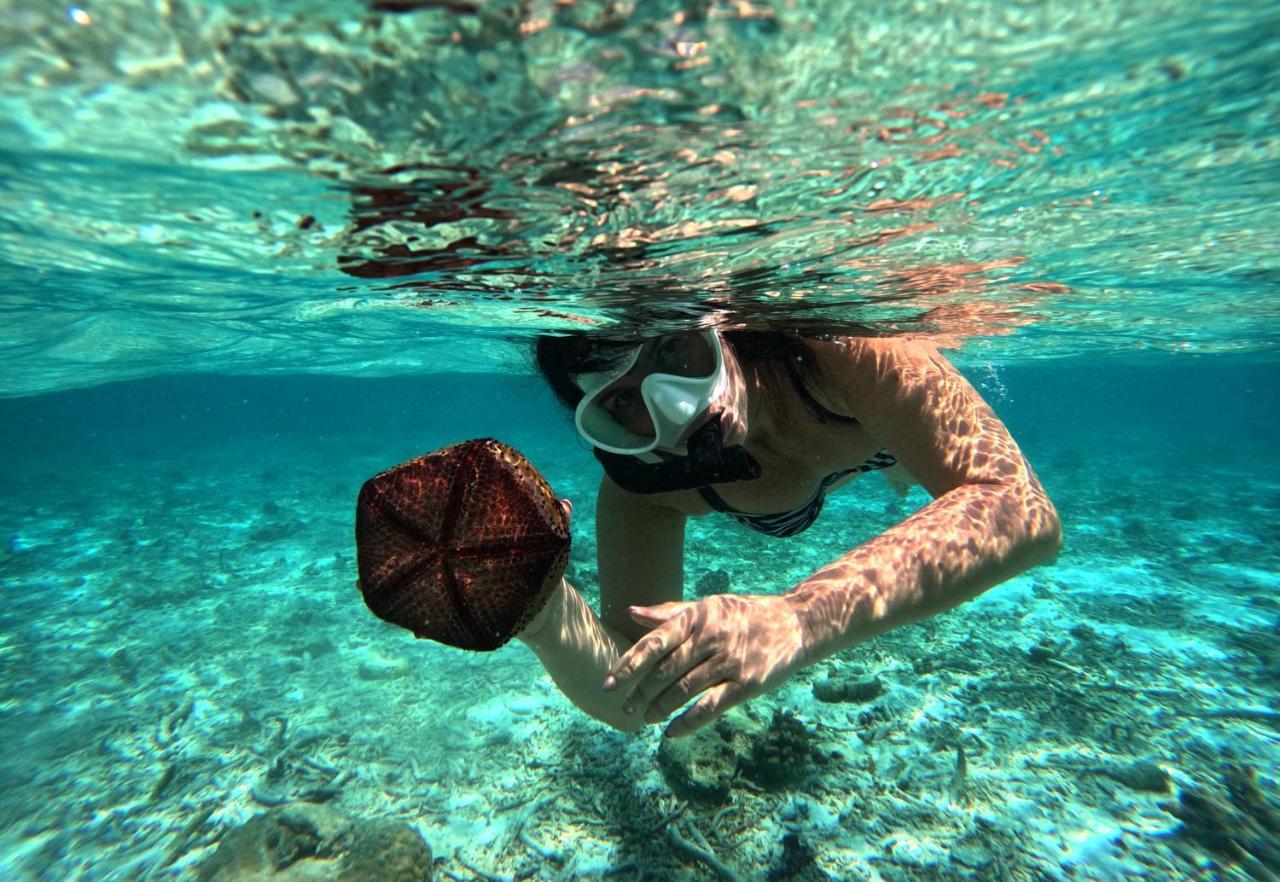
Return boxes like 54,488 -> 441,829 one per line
355,439 -> 570,651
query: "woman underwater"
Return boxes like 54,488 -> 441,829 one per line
515,326 -> 1062,737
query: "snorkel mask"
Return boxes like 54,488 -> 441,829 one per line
573,331 -> 761,494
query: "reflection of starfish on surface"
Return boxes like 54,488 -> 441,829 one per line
355,439 -> 570,651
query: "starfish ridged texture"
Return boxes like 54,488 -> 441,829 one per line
355,439 -> 570,651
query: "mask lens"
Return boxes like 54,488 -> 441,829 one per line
648,332 -> 716,379
575,331 -> 725,456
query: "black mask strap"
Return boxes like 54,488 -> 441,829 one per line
592,417 -> 761,495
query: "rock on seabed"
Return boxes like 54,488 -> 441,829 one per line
197,803 -> 433,882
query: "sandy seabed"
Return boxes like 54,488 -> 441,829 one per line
1,427 -> 1276,882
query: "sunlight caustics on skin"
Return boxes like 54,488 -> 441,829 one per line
785,341 -> 1062,655
593,338 -> 1062,738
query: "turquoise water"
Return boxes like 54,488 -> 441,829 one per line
2,1 -> 1279,880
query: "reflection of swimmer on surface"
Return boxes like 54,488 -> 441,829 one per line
519,327 -> 1060,736
356,325 -> 1061,737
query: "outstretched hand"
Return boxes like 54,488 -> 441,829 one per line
602,593 -> 811,738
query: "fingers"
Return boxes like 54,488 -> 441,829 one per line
627,602 -> 687,626
602,610 -> 693,694
631,641 -> 714,722
663,682 -> 739,739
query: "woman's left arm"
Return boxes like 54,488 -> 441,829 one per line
784,337 -> 1062,659
606,338 -> 1061,736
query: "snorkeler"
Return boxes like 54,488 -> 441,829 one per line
521,327 -> 1060,736
356,326 -> 1061,737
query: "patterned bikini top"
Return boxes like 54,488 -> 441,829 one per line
695,449 -> 897,538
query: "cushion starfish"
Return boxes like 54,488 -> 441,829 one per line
355,439 -> 570,651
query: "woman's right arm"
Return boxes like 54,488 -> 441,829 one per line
517,475 -> 686,731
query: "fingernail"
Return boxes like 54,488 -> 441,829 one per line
601,676 -> 617,692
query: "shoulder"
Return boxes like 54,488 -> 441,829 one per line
804,335 -> 943,374
803,336 -> 1029,495
800,336 -> 952,411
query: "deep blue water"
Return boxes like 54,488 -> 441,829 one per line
6,355 -> 1277,474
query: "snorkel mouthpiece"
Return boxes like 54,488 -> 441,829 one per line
593,416 -> 761,495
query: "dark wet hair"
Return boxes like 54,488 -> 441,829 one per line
534,333 -> 640,412
534,327 -> 869,424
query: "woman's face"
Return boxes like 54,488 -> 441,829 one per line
590,332 -> 718,441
